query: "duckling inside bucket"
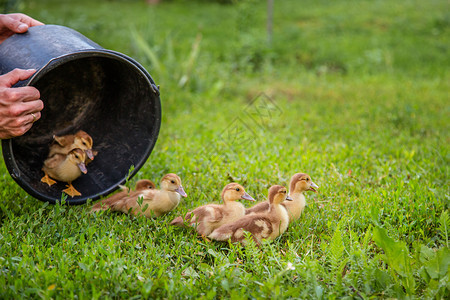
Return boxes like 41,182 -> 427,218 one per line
1,48 -> 161,204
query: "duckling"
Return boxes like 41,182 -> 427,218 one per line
170,183 -> 255,236
246,173 -> 318,222
132,179 -> 156,191
208,185 -> 292,246
40,148 -> 87,197
91,173 -> 187,218
48,130 -> 95,162
90,179 -> 155,212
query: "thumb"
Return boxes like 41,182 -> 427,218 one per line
3,15 -> 29,33
16,23 -> 29,33
0,68 -> 36,87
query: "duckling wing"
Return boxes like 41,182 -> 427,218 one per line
171,203 -> 222,229
42,153 -> 65,170
117,189 -> 157,214
245,201 -> 269,215
118,185 -> 130,192
91,189 -> 155,214
53,134 -> 75,147
48,135 -> 76,157
185,204 -> 223,235
91,191 -> 128,212
242,216 -> 273,240
209,215 -> 273,243
189,204 -> 226,227
110,195 -> 138,214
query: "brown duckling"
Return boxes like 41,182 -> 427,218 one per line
48,130 -> 95,162
208,185 -> 292,246
246,173 -> 318,222
41,148 -> 87,197
91,173 -> 186,218
91,179 -> 156,212
170,183 -> 255,236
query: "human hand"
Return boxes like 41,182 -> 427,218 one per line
0,69 -> 43,139
0,13 -> 44,44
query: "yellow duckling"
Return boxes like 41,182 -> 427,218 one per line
246,173 -> 318,222
48,130 -> 95,162
40,148 -> 87,197
91,173 -> 187,218
170,183 -> 255,236
208,185 -> 292,246
90,179 -> 156,212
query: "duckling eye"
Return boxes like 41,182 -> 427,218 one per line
283,190 -> 286,194
235,188 -> 240,192
170,180 -> 175,184
306,178 -> 310,181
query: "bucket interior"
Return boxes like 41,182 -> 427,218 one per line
5,52 -> 160,204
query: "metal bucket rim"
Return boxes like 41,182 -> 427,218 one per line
27,49 -> 156,86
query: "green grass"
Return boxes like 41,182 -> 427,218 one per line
1,0 -> 449,298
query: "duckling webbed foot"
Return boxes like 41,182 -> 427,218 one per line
41,174 -> 56,186
63,183 -> 81,197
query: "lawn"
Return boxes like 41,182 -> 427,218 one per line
1,0 -> 449,298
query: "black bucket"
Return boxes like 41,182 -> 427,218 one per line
0,25 -> 161,204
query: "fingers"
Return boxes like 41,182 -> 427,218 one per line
16,13 -> 44,28
0,112 -> 34,139
1,13 -> 44,34
0,99 -> 43,138
32,111 -> 41,122
9,86 -> 41,102
0,101 -> 43,139
1,14 -> 27,33
0,70 -> 43,113
12,110 -> 41,126
27,111 -> 41,124
0,68 -> 37,87
0,69 -> 43,139
7,97 -> 44,117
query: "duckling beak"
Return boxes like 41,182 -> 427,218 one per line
175,186 -> 187,197
241,192 -> 255,201
77,162 -> 88,174
308,182 -> 319,193
85,149 -> 94,160
285,195 -> 293,201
